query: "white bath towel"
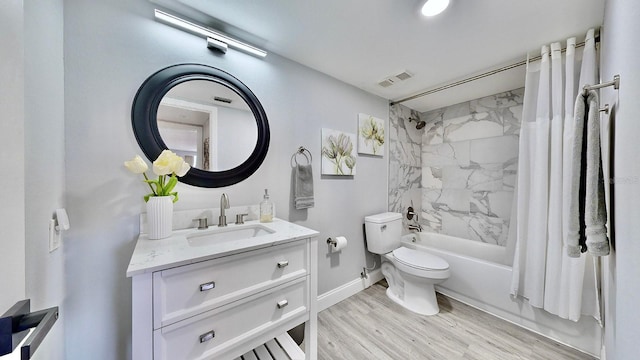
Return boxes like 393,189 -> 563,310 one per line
584,90 -> 610,256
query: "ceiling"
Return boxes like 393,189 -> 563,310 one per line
151,0 -> 605,112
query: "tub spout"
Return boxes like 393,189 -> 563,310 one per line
408,223 -> 423,232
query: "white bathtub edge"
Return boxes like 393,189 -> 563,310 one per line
408,234 -> 602,357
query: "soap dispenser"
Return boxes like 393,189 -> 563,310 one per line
260,189 -> 273,223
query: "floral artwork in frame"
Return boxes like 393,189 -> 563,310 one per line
321,128 -> 357,176
357,113 -> 385,156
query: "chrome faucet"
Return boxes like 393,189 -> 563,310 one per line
218,193 -> 230,227
406,206 -> 418,221
406,205 -> 422,232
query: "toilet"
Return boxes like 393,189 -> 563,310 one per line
365,212 -> 450,315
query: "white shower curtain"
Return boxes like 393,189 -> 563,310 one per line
510,29 -> 601,322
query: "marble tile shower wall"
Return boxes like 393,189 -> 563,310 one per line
421,88 -> 524,246
388,104 -> 423,227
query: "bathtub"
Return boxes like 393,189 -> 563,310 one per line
401,232 -> 601,358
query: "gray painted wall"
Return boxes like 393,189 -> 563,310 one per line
63,0 -> 386,358
0,0 -> 26,313
601,0 -> 640,358
0,1 -> 66,359
24,0 -> 66,359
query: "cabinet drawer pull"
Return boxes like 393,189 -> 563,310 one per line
200,281 -> 216,292
276,300 -> 289,309
277,260 -> 289,268
199,330 -> 215,343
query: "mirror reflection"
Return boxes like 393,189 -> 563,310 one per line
157,80 -> 258,172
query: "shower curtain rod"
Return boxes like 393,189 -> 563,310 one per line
390,30 -> 601,106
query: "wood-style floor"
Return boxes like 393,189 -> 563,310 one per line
317,281 -> 596,360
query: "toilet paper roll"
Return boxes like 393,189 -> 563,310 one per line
331,236 -> 348,252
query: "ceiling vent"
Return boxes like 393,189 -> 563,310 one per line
377,70 -> 413,88
395,71 -> 412,81
378,78 -> 395,88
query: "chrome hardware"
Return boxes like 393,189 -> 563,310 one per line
199,330 -> 215,343
326,238 -> 336,246
193,217 -> 208,230
583,74 -> 621,95
235,213 -> 248,225
291,146 -> 312,167
381,224 -> 387,231
407,202 -> 422,232
199,281 -> 215,291
218,193 -> 230,227
407,206 -> 417,221
277,261 -> 289,268
276,300 -> 288,309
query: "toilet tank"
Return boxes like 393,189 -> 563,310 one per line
364,212 -> 403,254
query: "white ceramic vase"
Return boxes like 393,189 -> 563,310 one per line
146,196 -> 173,240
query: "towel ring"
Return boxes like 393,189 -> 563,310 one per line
291,146 -> 312,167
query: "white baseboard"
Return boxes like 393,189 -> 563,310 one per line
317,269 -> 383,312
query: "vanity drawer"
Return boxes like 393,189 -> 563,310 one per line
154,278 -> 308,360
153,240 -> 307,328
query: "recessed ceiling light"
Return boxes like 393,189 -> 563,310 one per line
421,0 -> 450,17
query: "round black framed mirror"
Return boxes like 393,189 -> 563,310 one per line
132,64 -> 270,188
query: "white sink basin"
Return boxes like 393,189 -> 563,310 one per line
187,224 -> 275,247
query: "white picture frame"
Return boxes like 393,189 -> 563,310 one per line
357,113 -> 385,156
321,128 -> 357,175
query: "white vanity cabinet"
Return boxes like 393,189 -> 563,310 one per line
127,219 -> 318,360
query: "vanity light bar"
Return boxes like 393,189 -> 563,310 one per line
154,9 -> 267,58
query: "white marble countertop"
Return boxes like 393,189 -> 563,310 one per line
126,218 -> 318,277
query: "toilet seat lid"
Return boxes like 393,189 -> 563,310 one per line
393,247 -> 449,271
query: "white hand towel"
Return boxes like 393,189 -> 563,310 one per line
584,90 -> 610,256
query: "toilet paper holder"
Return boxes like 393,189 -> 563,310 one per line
327,236 -> 348,252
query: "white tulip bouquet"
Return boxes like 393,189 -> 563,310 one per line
124,150 -> 191,203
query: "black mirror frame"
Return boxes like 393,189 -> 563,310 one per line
132,64 -> 270,188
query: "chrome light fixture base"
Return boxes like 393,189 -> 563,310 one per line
207,37 -> 228,54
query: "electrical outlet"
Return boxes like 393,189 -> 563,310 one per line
49,219 -> 61,252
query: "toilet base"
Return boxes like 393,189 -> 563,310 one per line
385,282 -> 440,316
381,256 -> 443,316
